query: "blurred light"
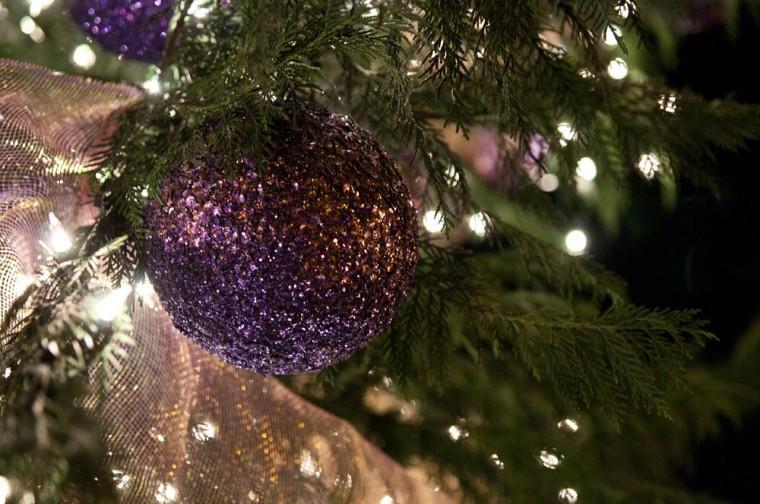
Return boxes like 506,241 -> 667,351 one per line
576,157 -> 597,181
27,0 -> 54,17
490,453 -> 505,470
447,424 -> 468,441
191,421 -> 217,442
467,212 -> 488,237
19,16 -> 36,34
3,367 -> 11,379
422,210 -> 445,233
91,285 -> 132,322
379,496 -> 394,504
557,122 -> 577,147
14,274 -> 33,298
564,229 -> 588,256
298,449 -> 321,478
112,470 -> 131,491
0,476 -> 10,504
578,68 -> 594,79
557,417 -> 580,433
20,491 -> 34,504
659,92 -> 678,113
143,75 -> 161,94
616,1 -> 633,18
47,212 -> 72,254
637,153 -> 661,179
539,449 -> 561,469
445,165 -> 460,186
558,488 -> 579,504
603,25 -> 621,46
607,57 -> 628,80
155,482 -> 177,503
187,0 -> 210,18
30,26 -> 45,43
72,44 -> 97,70
135,278 -> 156,308
537,173 -> 560,192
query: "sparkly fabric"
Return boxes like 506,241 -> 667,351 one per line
0,60 -> 446,503
144,106 -> 419,375
66,0 -> 172,62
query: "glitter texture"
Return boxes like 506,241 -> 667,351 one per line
144,105 -> 418,375
66,0 -> 173,62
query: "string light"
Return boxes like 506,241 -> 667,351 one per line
444,165 -> 460,186
537,173 -> 560,192
558,488 -> 579,504
467,212 -> 488,237
603,25 -> 621,46
659,92 -> 678,113
72,44 -> 97,70
637,153 -> 661,179
18,16 -> 44,42
557,122 -> 577,147
47,212 -> 73,254
379,496 -> 395,504
616,1 -> 634,19
447,424 -> 469,441
607,57 -> 628,80
565,229 -> 588,256
489,453 -> 505,470
135,278 -> 156,308
27,0 -> 54,17
576,157 -> 597,181
422,210 -> 445,233
143,75 -> 161,94
557,418 -> 580,433
0,476 -> 10,504
91,285 -> 132,322
188,0 -> 210,18
155,482 -> 178,503
539,450 -> 561,469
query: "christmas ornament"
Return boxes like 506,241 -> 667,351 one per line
144,105 -> 418,375
66,0 -> 173,62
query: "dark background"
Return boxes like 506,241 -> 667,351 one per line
598,8 -> 760,502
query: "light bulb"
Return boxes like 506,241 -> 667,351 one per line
422,210 -> 445,233
72,44 -> 97,70
565,229 -> 588,256
576,157 -> 597,181
607,57 -> 628,80
467,212 -> 488,237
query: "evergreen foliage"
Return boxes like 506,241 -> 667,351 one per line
1,0 -> 760,502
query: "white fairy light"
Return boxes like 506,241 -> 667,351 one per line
142,75 -> 161,94
578,68 -> 594,79
72,44 -> 97,70
603,25 -> 621,46
191,420 -> 218,442
27,0 -> 54,17
188,0 -> 210,18
0,476 -> 10,504
134,278 -> 156,308
467,212 -> 489,237
379,496 -> 394,504
616,1 -> 633,19
558,487 -> 579,504
489,453 -> 505,470
539,449 -> 561,469
19,16 -> 36,34
47,212 -> 73,254
557,122 -> 577,147
557,417 -> 580,433
576,157 -> 597,181
637,153 -> 661,179
565,229 -> 588,256
155,482 -> 178,503
537,173 -> 560,192
91,285 -> 132,322
14,273 -> 33,298
445,165 -> 460,186
422,210 -> 445,233
607,57 -> 628,80
659,92 -> 678,113
298,449 -> 321,478
447,424 -> 469,441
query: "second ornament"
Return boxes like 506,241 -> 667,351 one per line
144,105 -> 418,375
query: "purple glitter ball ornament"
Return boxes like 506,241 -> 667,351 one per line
144,106 -> 418,375
66,0 -> 172,62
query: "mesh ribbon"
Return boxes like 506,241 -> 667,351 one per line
0,59 -> 447,503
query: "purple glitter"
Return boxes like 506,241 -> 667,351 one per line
144,106 -> 418,375
66,0 -> 172,62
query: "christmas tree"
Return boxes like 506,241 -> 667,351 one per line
1,0 -> 759,502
